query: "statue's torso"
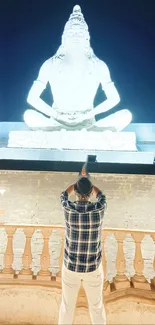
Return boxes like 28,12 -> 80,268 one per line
48,57 -> 100,112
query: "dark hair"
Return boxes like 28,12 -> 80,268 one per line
74,177 -> 93,197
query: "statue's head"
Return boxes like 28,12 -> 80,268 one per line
62,5 -> 90,54
56,5 -> 93,58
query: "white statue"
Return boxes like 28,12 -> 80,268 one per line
24,5 -> 132,131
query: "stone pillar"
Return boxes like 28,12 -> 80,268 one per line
37,228 -> 52,280
131,232 -> 150,290
18,227 -> 35,279
0,227 -> 16,278
102,230 -> 110,293
113,231 -> 130,289
151,234 -> 155,288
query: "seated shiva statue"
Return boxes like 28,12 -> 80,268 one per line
24,5 -> 132,132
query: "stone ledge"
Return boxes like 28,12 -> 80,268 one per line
0,281 -> 154,303
8,130 -> 137,151
1,148 -> 154,164
0,286 -> 155,325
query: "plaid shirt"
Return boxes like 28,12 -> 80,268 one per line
60,190 -> 106,273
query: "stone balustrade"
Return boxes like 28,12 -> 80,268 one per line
0,224 -> 154,295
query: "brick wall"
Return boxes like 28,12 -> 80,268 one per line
0,171 -> 155,281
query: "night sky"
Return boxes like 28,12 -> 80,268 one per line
1,0 -> 155,123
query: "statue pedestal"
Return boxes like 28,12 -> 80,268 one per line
8,130 -> 137,151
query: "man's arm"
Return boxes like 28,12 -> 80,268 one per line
60,184 -> 74,208
93,185 -> 107,209
93,61 -> 120,116
27,59 -> 56,118
65,184 -> 75,196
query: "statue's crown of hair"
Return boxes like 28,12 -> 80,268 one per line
73,5 -> 82,13
63,4 -> 89,37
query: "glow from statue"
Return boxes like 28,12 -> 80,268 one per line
24,5 -> 132,131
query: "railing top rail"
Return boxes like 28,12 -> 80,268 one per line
0,224 -> 155,235
103,227 -> 155,235
0,224 -> 64,231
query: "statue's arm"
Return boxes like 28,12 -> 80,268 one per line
94,61 -> 120,115
27,59 -> 53,117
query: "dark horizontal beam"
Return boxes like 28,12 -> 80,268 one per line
0,159 -> 155,175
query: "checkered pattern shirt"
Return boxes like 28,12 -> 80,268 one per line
60,190 -> 106,273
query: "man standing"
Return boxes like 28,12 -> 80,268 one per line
58,166 -> 107,324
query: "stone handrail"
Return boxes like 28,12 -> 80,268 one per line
0,224 -> 154,294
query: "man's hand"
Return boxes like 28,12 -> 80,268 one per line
81,164 -> 87,177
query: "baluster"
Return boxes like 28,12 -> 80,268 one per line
131,232 -> 150,289
151,234 -> 155,288
114,231 -> 130,289
18,227 -> 35,278
102,231 -> 110,292
57,230 -> 65,278
37,228 -> 52,280
0,227 -> 16,278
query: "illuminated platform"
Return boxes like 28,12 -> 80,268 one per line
0,122 -> 155,165
8,130 -> 137,151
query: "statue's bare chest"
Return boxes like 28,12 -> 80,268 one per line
50,61 -> 99,92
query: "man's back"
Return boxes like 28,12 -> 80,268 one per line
60,190 -> 106,273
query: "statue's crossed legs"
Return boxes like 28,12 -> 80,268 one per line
24,109 -> 132,132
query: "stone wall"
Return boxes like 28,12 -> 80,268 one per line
0,286 -> 155,325
0,171 -> 155,280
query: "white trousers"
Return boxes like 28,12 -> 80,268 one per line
58,263 -> 106,325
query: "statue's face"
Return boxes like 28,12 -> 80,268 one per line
63,27 -> 89,55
